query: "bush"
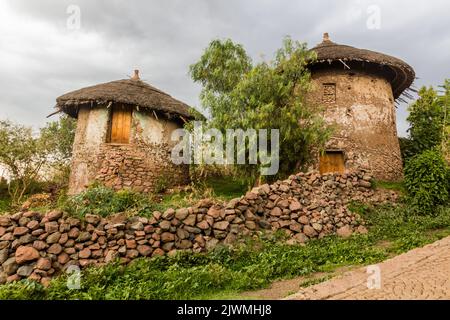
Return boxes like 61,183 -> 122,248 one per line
404,149 -> 449,213
60,183 -> 153,218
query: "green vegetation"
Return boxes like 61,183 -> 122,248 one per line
190,37 -> 332,180
400,80 -> 449,161
404,149 -> 449,214
1,204 -> 449,300
58,176 -> 249,219
372,180 -> 405,193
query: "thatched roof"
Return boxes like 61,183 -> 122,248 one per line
309,33 -> 415,100
55,70 -> 194,119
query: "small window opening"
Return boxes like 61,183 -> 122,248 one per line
108,104 -> 132,144
322,83 -> 336,103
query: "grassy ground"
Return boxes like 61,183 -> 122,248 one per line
0,203 -> 449,300
0,197 -> 10,214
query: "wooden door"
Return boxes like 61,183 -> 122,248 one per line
319,151 -> 345,174
109,104 -> 132,143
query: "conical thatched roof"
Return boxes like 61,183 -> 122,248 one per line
309,33 -> 415,100
56,70 -> 194,119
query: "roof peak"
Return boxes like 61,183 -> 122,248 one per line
131,69 -> 140,81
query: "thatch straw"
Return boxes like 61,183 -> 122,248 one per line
56,75 -> 194,119
310,34 -> 415,99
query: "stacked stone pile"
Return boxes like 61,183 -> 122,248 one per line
0,170 -> 398,285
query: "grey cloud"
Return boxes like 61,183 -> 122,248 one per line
1,0 -> 449,137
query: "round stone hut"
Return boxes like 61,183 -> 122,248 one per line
307,33 -> 415,181
55,70 -> 193,194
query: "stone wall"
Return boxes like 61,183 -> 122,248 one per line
68,105 -> 189,194
307,68 -> 403,181
0,170 -> 398,285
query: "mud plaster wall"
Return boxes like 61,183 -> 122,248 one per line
307,68 -> 403,181
68,106 -> 189,194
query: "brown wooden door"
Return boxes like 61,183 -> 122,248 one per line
109,105 -> 132,143
319,151 -> 345,174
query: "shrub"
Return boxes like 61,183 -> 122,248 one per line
404,149 -> 449,213
60,183 -> 153,218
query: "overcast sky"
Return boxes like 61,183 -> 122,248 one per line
0,0 -> 449,137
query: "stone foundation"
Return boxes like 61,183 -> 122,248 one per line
0,170 -> 399,285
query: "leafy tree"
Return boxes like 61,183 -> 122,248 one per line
404,149 -> 449,214
189,37 -> 331,181
0,120 -> 48,206
39,115 -> 76,187
0,116 -> 76,206
404,80 -> 449,160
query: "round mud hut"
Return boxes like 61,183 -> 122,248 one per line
307,33 -> 415,181
55,70 -> 193,195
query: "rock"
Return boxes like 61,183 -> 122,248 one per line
15,246 -> 40,264
312,223 -> 323,232
298,216 -> 309,225
337,225 -> 353,238
3,257 -> 18,275
57,253 -> 70,264
125,239 -> 137,249
33,240 -> 47,251
0,248 -> 9,264
205,238 -> 219,251
175,208 -> 189,220
47,244 -> 63,255
68,228 -> 80,239
137,245 -> 152,256
213,221 -> 229,231
289,201 -> 302,211
245,221 -> 256,230
161,232 -> 175,243
36,258 -> 52,270
0,216 -> 11,227
45,222 -> 59,234
289,223 -> 302,233
0,272 -> 6,284
152,248 -> 165,257
46,232 -> 61,244
0,227 -> 5,237
196,220 -> 210,230
79,248 -> 91,259
13,227 -> 29,236
207,206 -> 222,219
162,208 -> 175,220
77,232 -> 91,242
130,221 -> 144,231
85,214 -> 101,225
26,220 -> 39,230
159,220 -> 171,231
176,240 -> 192,249
17,265 -> 34,277
105,250 -> 118,263
303,225 -> 318,238
183,214 -> 196,226
358,180 -> 372,188
270,207 -> 282,216
46,210 -> 63,222
293,233 -> 309,243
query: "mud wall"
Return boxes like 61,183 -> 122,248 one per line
307,68 -> 403,181
68,105 -> 189,194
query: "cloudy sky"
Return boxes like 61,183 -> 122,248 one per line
0,0 -> 449,136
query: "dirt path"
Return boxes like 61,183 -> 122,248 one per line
239,266 -> 355,300
285,235 -> 450,300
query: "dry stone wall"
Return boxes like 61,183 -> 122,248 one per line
0,170 -> 398,285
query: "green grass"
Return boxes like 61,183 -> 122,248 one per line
372,180 -> 406,193
0,197 -> 11,214
1,204 -> 449,300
